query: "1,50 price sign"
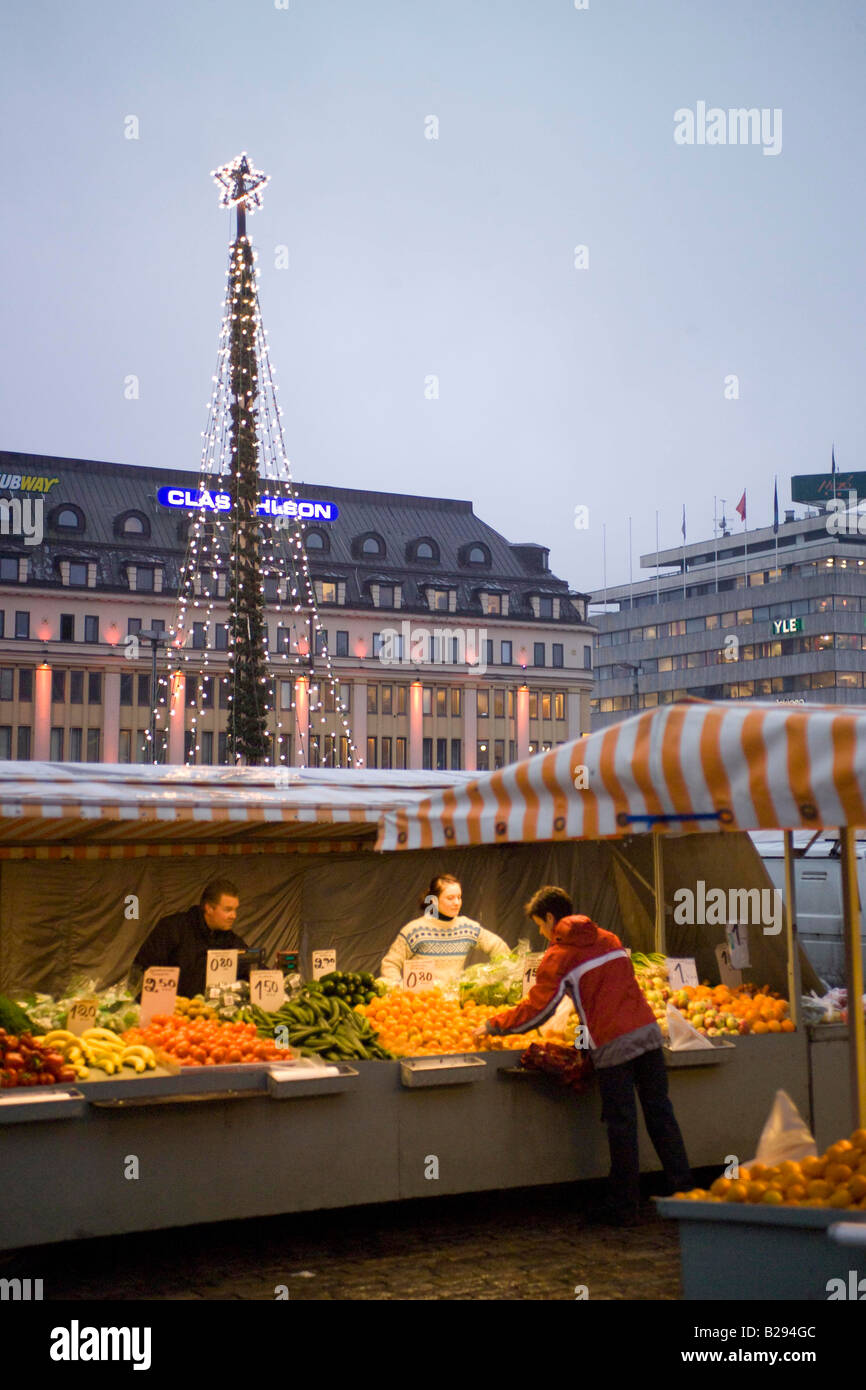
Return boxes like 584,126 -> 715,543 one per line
249,971 -> 286,1012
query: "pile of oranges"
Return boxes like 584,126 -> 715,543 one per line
675,1131 -> 866,1209
357,988 -> 567,1057
672,983 -> 795,1034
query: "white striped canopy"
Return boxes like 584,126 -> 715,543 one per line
375,700 -> 866,852
0,763 -> 472,849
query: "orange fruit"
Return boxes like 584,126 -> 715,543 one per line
748,1163 -> 770,1181
850,1129 -> 866,1150
826,1141 -> 854,1164
826,1163 -> 854,1185
781,1019 -> 795,1032
785,1184 -> 807,1202
849,1175 -> 866,1200
710,1177 -> 732,1196
806,1179 -> 831,1199
752,1021 -> 769,1034
801,1156 -> 825,1179
761,1189 -> 783,1204
746,1181 -> 768,1202
723,1181 -> 749,1202
829,1188 -> 853,1209
779,1161 -> 802,1180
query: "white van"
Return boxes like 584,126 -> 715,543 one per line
750,831 -> 866,989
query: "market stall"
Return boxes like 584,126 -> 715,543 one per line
0,716 -> 831,1251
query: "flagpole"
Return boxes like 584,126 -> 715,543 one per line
743,489 -> 748,589
655,510 -> 660,603
602,523 -> 607,610
713,496 -> 719,594
774,475 -> 779,575
682,505 -> 687,601
628,515 -> 633,610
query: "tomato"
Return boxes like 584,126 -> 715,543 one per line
226,1049 -> 242,1064
3,1053 -> 24,1070
211,1048 -> 227,1064
58,1067 -> 77,1083
173,1043 -> 189,1058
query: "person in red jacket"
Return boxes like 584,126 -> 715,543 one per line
475,885 -> 693,1225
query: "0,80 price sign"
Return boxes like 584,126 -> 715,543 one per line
403,963 -> 436,992
249,971 -> 286,1012
206,949 -> 239,987
312,950 -> 337,980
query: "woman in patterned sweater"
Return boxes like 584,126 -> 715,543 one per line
380,874 -> 510,987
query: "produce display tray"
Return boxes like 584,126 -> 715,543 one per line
0,1086 -> 87,1124
663,1040 -> 736,1067
267,1063 -> 358,1098
400,1055 -> 486,1088
657,1198 -> 866,1300
77,1062 -> 272,1103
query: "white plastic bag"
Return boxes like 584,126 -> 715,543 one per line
665,1002 -> 714,1050
744,1089 -> 818,1168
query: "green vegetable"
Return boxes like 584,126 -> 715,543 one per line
0,993 -> 43,1035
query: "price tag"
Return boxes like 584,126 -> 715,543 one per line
250,970 -> 286,1012
402,963 -> 436,991
522,953 -> 543,996
714,942 -> 743,990
725,922 -> 751,970
667,957 -> 699,988
206,949 -> 239,987
139,967 -> 180,1025
67,999 -> 98,1037
312,949 -> 336,980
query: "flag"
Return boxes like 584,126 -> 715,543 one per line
831,444 -> 837,475
735,491 -> 746,523
681,505 -> 686,542
773,479 -> 779,534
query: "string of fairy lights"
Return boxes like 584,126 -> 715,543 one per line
152,154 -> 358,768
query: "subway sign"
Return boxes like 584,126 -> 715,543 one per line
771,617 -> 802,636
157,487 -> 338,521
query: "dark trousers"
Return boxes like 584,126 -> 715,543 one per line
595,1046 -> 693,1214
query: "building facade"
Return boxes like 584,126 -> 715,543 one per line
0,451 -> 594,768
591,494 -> 866,729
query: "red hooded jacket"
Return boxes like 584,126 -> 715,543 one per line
486,915 -> 657,1055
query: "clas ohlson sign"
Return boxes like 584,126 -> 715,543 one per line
157,487 -> 338,521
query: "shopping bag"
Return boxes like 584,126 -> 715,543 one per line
743,1089 -> 818,1168
666,1002 -> 714,1050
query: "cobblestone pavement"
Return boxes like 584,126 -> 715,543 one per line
2,1177 -> 692,1301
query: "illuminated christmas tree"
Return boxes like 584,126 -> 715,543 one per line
167,154 -> 356,767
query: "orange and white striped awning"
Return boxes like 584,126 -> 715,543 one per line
0,763 -> 472,851
376,700 -> 866,851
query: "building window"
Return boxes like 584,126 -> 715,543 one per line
450,738 -> 462,770
450,688 -> 462,716
494,739 -> 505,769
119,730 -> 132,763
121,514 -> 146,535
215,623 -> 229,650
192,623 -> 206,649
0,669 -> 12,701
396,686 -> 407,716
485,639 -> 494,667
493,689 -> 505,719
395,736 -> 407,769
128,617 -> 142,637
372,632 -> 382,658
320,581 -> 337,604
136,673 -> 150,706
16,726 -> 31,759
201,677 -> 213,710
315,629 -> 328,657
197,731 -> 212,765
468,545 -> 488,564
280,680 -> 293,711
380,736 -> 392,768
69,670 -> 84,704
120,673 -> 133,706
367,685 -> 378,714
68,728 -> 83,761
366,736 -> 377,768
541,693 -> 552,720
219,679 -> 230,709
264,575 -> 279,601
538,596 -> 553,619
552,643 -> 564,668
338,682 -> 351,712
554,692 -> 565,720
501,640 -> 512,665
476,741 -> 490,771
305,529 -> 326,551
88,672 -> 102,704
477,690 -> 489,718
381,685 -> 393,715
378,585 -> 394,608
428,589 -> 450,612
1,558 -> 19,582
185,677 -> 199,708
135,566 -> 154,591
422,686 -> 432,715
84,615 -> 99,644
361,535 -> 384,556
0,726 -> 11,760
336,630 -> 349,657
184,730 -> 196,763
436,687 -> 447,716
485,593 -> 502,615
422,737 -> 433,770
50,727 -> 64,760
18,668 -> 33,701
436,737 -> 448,771
415,540 -> 435,561
66,561 -> 87,587
583,645 -> 592,670
529,693 -> 538,719
59,614 -> 75,642
218,731 -> 229,764
533,642 -> 545,667
51,670 -> 65,703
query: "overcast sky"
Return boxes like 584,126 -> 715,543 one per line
2,0 -> 864,594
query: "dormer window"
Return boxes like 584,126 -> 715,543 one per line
407,537 -> 439,563
52,505 -> 84,531
417,542 -> 434,559
538,596 -> 553,619
115,510 -> 151,540
460,541 -> 491,567
427,587 -> 451,612
304,529 -> 328,552
362,536 -> 383,556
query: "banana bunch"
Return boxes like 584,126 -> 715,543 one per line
42,1028 -> 158,1079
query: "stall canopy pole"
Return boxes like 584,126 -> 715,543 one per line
652,832 -> 666,955
839,827 -> 866,1128
782,831 -> 801,1030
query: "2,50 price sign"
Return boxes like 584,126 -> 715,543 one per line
249,971 -> 286,1012
140,967 -> 180,1026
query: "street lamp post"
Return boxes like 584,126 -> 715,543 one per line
139,630 -> 172,764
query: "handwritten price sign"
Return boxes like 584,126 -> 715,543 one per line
725,922 -> 751,970
667,957 -> 699,988
522,953 -> 543,997
67,999 -> 98,1037
206,949 -> 239,987
403,963 -> 436,991
250,971 -> 286,1012
312,950 -> 337,981
140,967 -> 180,1025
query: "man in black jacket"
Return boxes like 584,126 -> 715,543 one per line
133,878 -> 250,997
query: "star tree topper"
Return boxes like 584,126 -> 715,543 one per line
212,153 -> 270,213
